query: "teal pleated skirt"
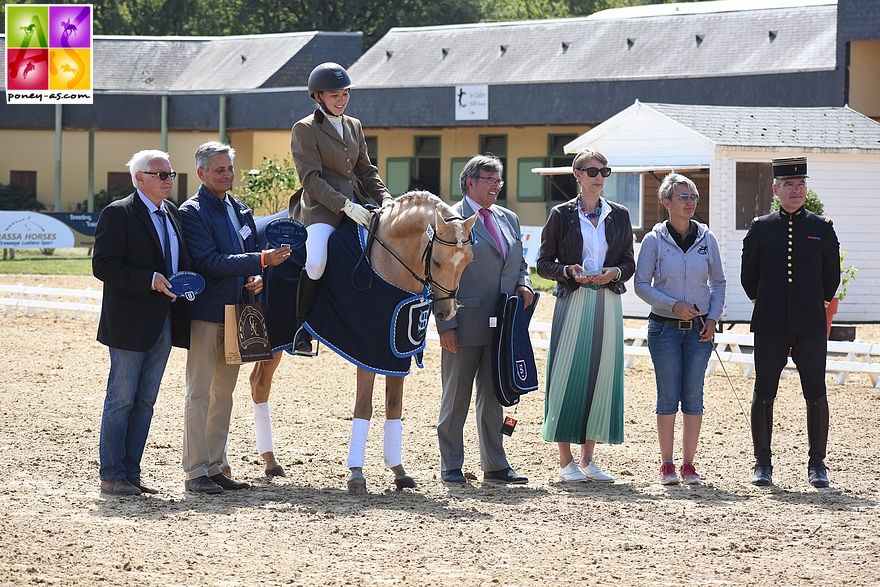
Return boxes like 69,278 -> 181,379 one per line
541,286 -> 625,445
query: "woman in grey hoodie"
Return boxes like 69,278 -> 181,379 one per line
634,173 -> 726,485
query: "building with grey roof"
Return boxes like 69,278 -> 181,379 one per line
1,0 -> 879,224
550,100 -> 880,322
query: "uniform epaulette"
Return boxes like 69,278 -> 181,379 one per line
824,217 -> 832,224
753,217 -> 761,223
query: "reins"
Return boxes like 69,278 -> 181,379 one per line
352,208 -> 473,304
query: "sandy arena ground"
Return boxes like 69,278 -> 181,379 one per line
1,274 -> 879,586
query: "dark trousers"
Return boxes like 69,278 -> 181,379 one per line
754,332 -> 827,402
751,332 -> 829,466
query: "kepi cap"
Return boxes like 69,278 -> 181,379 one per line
772,157 -> 808,179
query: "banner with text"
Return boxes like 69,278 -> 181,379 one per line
0,211 -> 99,248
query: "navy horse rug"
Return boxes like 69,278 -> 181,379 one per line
303,219 -> 428,376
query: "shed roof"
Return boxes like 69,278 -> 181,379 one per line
644,102 -> 880,151
348,0 -> 837,88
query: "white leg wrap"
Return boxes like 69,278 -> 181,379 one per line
252,400 -> 275,455
383,419 -> 403,469
347,418 -> 370,469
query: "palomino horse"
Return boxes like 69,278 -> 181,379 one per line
250,191 -> 477,493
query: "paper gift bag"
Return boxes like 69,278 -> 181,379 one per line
224,291 -> 273,364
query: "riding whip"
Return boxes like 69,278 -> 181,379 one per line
694,305 -> 751,431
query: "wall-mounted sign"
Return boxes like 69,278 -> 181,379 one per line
455,85 -> 489,121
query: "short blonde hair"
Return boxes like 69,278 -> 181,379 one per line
657,172 -> 698,202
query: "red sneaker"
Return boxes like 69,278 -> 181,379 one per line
681,462 -> 701,485
660,462 -> 679,485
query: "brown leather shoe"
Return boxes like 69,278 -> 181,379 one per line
185,475 -> 223,494
100,479 -> 142,496
128,477 -> 159,494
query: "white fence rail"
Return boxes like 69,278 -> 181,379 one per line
0,284 -> 102,322
4,284 -> 878,388
427,321 -> 880,388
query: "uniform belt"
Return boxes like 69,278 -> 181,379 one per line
648,313 -> 706,331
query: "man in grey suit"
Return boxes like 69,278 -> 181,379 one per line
437,154 -> 534,485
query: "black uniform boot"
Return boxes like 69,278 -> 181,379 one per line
750,392 -> 774,486
293,269 -> 322,357
806,396 -> 830,488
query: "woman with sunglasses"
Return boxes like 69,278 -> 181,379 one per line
537,148 -> 635,483
634,172 -> 726,485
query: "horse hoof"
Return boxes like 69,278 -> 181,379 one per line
394,475 -> 416,490
265,465 -> 286,478
347,468 -> 367,495
390,464 -> 416,490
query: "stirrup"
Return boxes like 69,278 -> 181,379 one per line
292,326 -> 319,357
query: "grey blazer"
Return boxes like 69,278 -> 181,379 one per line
289,108 -> 391,227
436,199 -> 532,347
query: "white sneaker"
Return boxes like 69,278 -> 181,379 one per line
580,461 -> 614,483
559,462 -> 587,482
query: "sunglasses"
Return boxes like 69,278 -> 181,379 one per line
674,193 -> 700,202
577,167 -> 612,178
142,170 -> 177,181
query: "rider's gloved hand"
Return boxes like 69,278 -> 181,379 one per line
343,199 -> 371,227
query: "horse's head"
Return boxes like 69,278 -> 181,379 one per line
427,208 -> 477,322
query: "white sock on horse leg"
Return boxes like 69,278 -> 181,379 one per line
347,418 -> 370,469
252,400 -> 275,456
383,419 -> 403,468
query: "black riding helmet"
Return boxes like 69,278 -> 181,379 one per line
308,62 -> 354,96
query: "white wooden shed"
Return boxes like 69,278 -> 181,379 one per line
540,100 -> 880,323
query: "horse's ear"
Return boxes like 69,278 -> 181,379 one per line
464,212 -> 478,234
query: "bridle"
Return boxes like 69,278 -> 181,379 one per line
355,210 -> 473,305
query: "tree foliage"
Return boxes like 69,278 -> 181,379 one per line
2,0 -> 708,50
235,157 -> 301,216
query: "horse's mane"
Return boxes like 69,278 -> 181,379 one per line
380,190 -> 470,245
383,190 -> 455,217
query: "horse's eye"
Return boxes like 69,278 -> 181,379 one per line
432,259 -> 441,268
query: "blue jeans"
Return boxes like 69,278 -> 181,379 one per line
647,320 -> 713,416
99,315 -> 172,481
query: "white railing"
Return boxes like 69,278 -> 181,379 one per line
427,321 -> 880,388
4,284 -> 877,388
0,284 -> 102,322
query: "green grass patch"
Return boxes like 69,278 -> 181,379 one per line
0,248 -> 92,275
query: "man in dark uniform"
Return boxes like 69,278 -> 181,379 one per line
741,157 -> 840,488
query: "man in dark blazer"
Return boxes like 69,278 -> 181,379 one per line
93,149 -> 191,496
741,157 -> 840,488
437,154 -> 534,485
179,141 -> 289,494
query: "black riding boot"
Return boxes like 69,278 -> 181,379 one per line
806,396 -> 830,487
750,392 -> 774,486
293,269 -> 322,356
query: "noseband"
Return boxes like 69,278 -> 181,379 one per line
420,218 -> 473,303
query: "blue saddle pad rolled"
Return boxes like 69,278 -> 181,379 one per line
491,292 -> 540,407
304,218 -> 428,376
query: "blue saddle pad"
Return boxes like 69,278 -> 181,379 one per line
304,218 -> 428,376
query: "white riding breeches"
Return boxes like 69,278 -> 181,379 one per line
304,222 -> 335,280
